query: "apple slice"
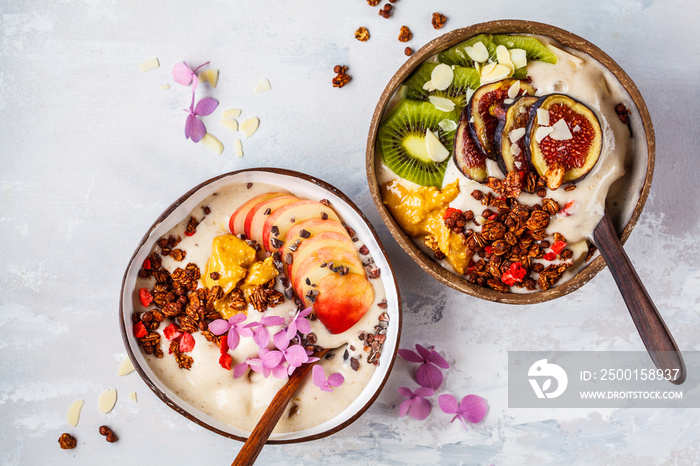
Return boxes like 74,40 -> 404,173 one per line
229,192 -> 287,235
313,272 -> 375,334
293,259 -> 365,308
288,232 -> 360,278
262,200 -> 341,251
244,195 -> 299,244
284,217 -> 348,244
291,241 -> 364,285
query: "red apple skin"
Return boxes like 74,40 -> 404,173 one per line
313,273 -> 375,334
244,195 -> 298,243
229,192 -> 284,236
291,244 -> 364,290
263,200 -> 340,251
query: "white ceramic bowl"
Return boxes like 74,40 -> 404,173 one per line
119,168 -> 401,443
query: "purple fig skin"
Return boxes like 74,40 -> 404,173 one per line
453,106 -> 488,182
495,95 -> 539,176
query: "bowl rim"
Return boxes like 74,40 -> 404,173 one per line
119,167 -> 403,443
365,19 -> 656,304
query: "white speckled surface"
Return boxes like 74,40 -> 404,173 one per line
1,1 -> 699,464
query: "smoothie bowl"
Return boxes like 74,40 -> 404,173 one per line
119,168 -> 401,442
366,20 -> 654,304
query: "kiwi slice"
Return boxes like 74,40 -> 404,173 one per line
378,100 -> 458,187
492,35 -> 558,64
404,62 -> 480,108
437,34 -> 497,67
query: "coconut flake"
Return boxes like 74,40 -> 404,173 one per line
138,57 -> 160,73
537,108 -> 550,126
425,129 -> 450,162
200,133 -> 224,155
67,400 -> 84,427
465,41 -> 489,63
510,48 -> 528,69
480,63 -> 513,84
98,388 -> 117,414
223,108 -> 242,119
496,45 -> 514,71
234,139 -> 244,157
254,78 -> 271,94
428,95 -> 455,112
535,126 -> 554,143
240,117 -> 260,138
550,119 -> 573,140
508,127 -> 526,144
507,80 -> 521,100
431,63 -> 454,91
222,119 -> 239,131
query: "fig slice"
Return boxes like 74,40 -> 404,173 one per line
453,106 -> 487,182
495,95 -> 539,177
525,94 -> 603,190
467,79 -> 535,160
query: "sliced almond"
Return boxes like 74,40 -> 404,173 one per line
507,80 -> 521,100
465,41 -> 489,63
118,357 -> 135,376
480,63 -> 513,84
254,78 -> 271,94
496,45 -> 514,71
537,108 -> 550,126
98,388 -> 117,414
510,48 -> 528,69
508,127 -> 526,144
67,400 -> 84,427
223,108 -> 242,119
550,119 -> 573,140
422,80 -> 436,92
129,392 -> 138,403
222,119 -> 239,131
438,118 -> 458,132
160,84 -> 171,90
430,63 -> 454,91
240,117 -> 260,138
138,57 -> 160,73
198,69 -> 219,88
425,129 -> 449,162
428,95 -> 455,112
512,144 -> 522,157
200,133 -> 224,155
234,139 -> 243,157
535,125 -> 554,143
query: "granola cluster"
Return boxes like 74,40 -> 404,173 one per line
431,172 -> 589,292
332,65 -> 351,88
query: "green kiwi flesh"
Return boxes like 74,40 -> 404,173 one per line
404,62 -> 481,108
437,34 -> 497,67
492,35 -> 558,64
378,99 -> 459,187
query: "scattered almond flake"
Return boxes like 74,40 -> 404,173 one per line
222,119 -> 239,131
508,127 -> 526,144
510,48 -> 528,69
223,108 -> 242,119
465,41 -> 489,63
425,129 -> 449,162
550,119 -> 573,140
465,87 -> 475,104
507,80 -> 521,100
480,63 -> 512,84
161,84 -> 171,90
513,147 -> 522,159
98,388 -> 117,414
474,215 -> 486,225
422,80 -> 436,92
535,125 -> 554,143
234,139 -> 243,157
503,98 -> 514,105
438,118 -> 458,132
537,108 -> 550,126
254,78 -> 271,94
118,357 -> 135,376
496,45 -> 514,71
428,95 -> 455,112
199,133 -> 224,154
138,57 -> 160,73
67,400 -> 84,427
129,392 -> 138,403
240,117 -> 260,138
430,63 -> 453,91
573,124 -> 581,132
198,69 -> 219,88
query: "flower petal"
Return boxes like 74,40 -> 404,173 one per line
416,362 -> 444,389
233,362 -> 249,378
172,62 -> 194,85
414,387 -> 435,398
295,319 -> 311,335
398,349 -> 423,363
253,326 -> 270,348
185,114 -> 206,142
438,394 -> 459,414
408,396 -> 432,420
459,395 -> 488,424
399,398 -> 412,417
271,363 -> 288,379
427,350 -> 450,369
228,314 -> 247,325
327,372 -> 345,388
312,364 -> 326,388
283,345 -> 308,367
398,387 -> 414,398
194,97 -> 219,116
262,350 -> 284,369
415,344 -> 432,361
272,329 -> 290,351
208,319 -> 231,336
261,315 -> 285,326
227,329 -> 241,350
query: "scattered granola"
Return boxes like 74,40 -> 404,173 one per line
378,3 -> 393,18
354,27 -> 370,42
58,433 -> 77,450
404,47 -> 413,56
99,425 -> 118,443
332,65 -> 351,88
398,26 -> 413,42
366,0 -> 380,5
431,12 -> 447,29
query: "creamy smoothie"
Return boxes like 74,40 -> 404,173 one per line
133,182 -> 389,433
376,33 -> 646,292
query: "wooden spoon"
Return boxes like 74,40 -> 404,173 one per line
233,348 -> 330,466
593,210 -> 686,385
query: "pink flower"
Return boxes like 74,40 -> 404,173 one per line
262,330 -> 309,377
398,386 -> 434,420
438,394 -> 488,430
245,315 -> 286,348
398,344 -> 449,389
172,61 -> 209,91
286,307 -> 312,339
184,94 -> 218,143
208,314 -> 252,351
312,365 -> 344,392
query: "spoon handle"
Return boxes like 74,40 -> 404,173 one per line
233,349 -> 329,466
593,211 -> 686,385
